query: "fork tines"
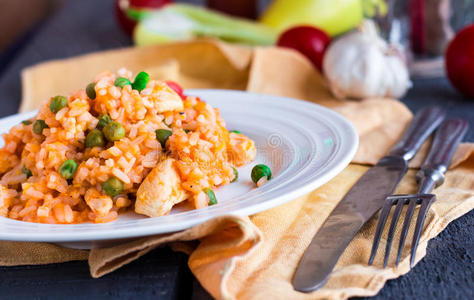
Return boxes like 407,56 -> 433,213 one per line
368,194 -> 436,268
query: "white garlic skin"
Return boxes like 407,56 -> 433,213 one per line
323,22 -> 412,100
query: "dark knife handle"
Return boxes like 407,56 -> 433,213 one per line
416,118 -> 468,194
389,106 -> 446,161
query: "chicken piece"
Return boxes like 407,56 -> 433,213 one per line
227,133 -> 256,167
154,83 -> 184,113
136,158 -> 190,217
0,164 -> 26,186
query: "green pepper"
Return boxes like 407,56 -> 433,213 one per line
155,129 -> 172,148
204,188 -> 217,205
22,165 -> 32,178
59,159 -> 77,180
85,129 -> 105,148
102,177 -> 124,197
97,114 -> 112,129
32,120 -> 49,135
86,82 -> 96,99
231,166 -> 238,182
251,164 -> 272,185
114,77 -> 132,88
49,96 -> 68,113
132,71 -> 150,92
103,121 -> 126,142
229,130 -> 241,134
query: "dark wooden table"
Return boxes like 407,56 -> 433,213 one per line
0,1 -> 472,299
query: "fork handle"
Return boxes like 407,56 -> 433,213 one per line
389,106 -> 446,161
416,119 -> 469,193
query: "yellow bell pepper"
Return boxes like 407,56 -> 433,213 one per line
260,0 -> 364,36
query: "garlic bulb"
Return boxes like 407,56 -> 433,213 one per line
323,20 -> 412,100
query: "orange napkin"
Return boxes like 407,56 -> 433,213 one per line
1,40 -> 472,299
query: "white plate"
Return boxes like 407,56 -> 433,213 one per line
0,90 -> 358,248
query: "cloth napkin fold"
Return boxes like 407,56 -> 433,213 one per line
2,40 -> 473,299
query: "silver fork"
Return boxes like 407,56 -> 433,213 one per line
368,118 -> 469,268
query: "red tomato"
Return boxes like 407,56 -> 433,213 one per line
445,24 -> 474,98
115,0 -> 172,36
165,81 -> 185,99
276,26 -> 331,72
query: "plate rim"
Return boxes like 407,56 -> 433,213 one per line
0,89 -> 358,242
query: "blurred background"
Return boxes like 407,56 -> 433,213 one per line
0,0 -> 473,110
1,0 -> 472,61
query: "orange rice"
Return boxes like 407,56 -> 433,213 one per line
0,69 -> 255,224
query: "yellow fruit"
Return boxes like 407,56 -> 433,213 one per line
260,0 -> 363,36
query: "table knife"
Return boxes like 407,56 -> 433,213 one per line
292,106 -> 446,292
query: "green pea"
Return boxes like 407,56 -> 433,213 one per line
85,129 -> 105,148
97,114 -> 112,129
59,159 -> 77,180
155,129 -> 172,148
229,130 -> 241,134
251,164 -> 272,185
132,71 -> 150,92
231,166 -> 238,183
114,77 -> 131,88
102,177 -> 124,197
49,96 -> 68,113
204,188 -> 217,205
103,121 -> 125,141
86,82 -> 96,99
32,120 -> 49,135
21,120 -> 31,125
22,165 -> 32,178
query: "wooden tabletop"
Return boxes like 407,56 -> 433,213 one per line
0,0 -> 472,299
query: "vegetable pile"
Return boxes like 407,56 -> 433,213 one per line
118,0 -> 415,100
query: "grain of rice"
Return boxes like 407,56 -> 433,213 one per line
212,175 -> 223,185
165,115 -> 173,125
37,206 -> 50,217
24,187 -> 44,199
108,146 -> 122,157
189,133 -> 199,145
64,204 -> 73,223
118,157 -> 129,169
19,205 -> 37,217
110,109 -> 119,120
129,126 -> 138,138
130,174 -> 142,183
124,157 -> 136,174
115,197 -> 131,209
112,168 -> 130,184
142,160 -> 156,168
56,107 -> 68,120
196,115 -> 205,123
105,159 -> 114,167
5,141 -> 16,153
145,139 -> 158,149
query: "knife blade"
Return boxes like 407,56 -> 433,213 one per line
293,106 -> 446,292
